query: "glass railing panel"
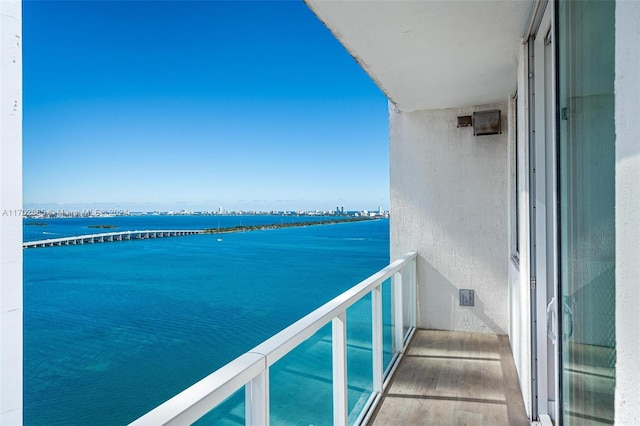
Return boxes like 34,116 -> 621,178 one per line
346,294 -> 373,424
193,388 -> 244,425
131,253 -> 417,425
381,278 -> 394,374
269,323 -> 333,425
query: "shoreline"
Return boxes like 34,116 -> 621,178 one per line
24,217 -> 380,247
202,216 -> 376,234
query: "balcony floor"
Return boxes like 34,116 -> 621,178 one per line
369,329 -> 530,426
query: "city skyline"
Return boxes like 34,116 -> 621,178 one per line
19,205 -> 389,218
23,0 -> 390,212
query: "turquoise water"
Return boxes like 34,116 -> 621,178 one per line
24,217 -> 390,425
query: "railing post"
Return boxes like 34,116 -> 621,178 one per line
392,271 -> 404,353
409,258 -> 417,329
332,313 -> 348,426
246,369 -> 269,426
372,285 -> 383,393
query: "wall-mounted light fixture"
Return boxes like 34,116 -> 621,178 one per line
473,110 -> 501,136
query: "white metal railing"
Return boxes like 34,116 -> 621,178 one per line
130,251 -> 417,426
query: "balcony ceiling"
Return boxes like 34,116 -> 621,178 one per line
306,0 -> 533,112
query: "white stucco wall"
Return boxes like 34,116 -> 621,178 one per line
615,1 -> 640,424
389,101 -> 509,335
0,0 -> 23,423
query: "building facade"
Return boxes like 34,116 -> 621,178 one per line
307,0 -> 639,424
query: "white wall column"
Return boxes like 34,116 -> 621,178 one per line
614,1 -> 640,424
0,0 -> 23,423
508,42 -> 532,419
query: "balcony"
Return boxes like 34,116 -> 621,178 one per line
131,252 -> 527,425
370,330 -> 528,425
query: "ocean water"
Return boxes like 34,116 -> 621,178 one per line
24,216 -> 391,425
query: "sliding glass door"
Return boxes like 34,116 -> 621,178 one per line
557,0 -> 616,424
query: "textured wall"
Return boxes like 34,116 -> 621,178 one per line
0,0 -> 23,423
615,2 -> 640,424
389,101 -> 509,334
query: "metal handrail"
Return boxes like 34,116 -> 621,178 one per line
131,251 -> 417,426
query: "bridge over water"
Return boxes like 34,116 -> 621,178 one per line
23,230 -> 203,249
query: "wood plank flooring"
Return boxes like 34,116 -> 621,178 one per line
368,329 -> 530,426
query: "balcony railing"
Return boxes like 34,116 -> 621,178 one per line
130,251 -> 417,426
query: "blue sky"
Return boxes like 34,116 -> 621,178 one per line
23,0 -> 389,212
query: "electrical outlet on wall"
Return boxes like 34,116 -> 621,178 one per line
460,289 -> 474,306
